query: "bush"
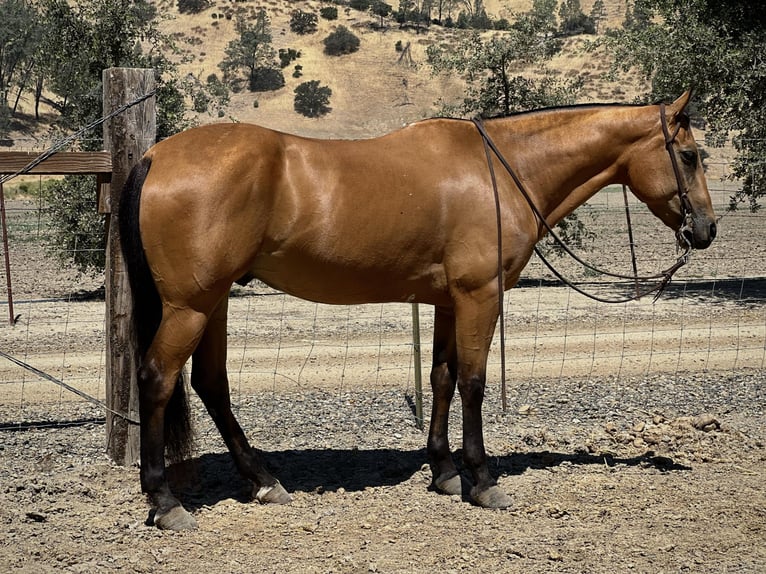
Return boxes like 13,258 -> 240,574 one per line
349,0 -> 370,11
290,10 -> 318,35
193,91 -> 210,113
294,80 -> 332,117
320,6 -> 338,20
177,0 -> 209,14
278,48 -> 301,69
42,176 -> 105,274
323,26 -> 360,56
249,67 -> 285,92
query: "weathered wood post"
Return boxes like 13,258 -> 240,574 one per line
103,68 -> 156,465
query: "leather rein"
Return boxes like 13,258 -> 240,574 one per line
473,103 -> 694,306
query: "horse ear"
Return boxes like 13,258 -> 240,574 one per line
670,89 -> 693,117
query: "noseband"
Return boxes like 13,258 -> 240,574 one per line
660,103 -> 694,250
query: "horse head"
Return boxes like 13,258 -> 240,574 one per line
626,91 -> 717,250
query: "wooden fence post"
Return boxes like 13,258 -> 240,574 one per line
103,68 -> 156,466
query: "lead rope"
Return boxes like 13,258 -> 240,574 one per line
622,184 -> 640,296
477,124 -> 508,411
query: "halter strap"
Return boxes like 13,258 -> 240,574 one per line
660,103 -> 694,248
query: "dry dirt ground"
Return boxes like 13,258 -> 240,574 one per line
1,195 -> 765,572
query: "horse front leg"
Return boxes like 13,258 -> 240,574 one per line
427,307 -> 461,496
454,291 -> 513,509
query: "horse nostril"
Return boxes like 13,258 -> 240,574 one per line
710,221 -> 717,240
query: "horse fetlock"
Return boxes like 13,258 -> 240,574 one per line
470,484 -> 512,510
153,505 -> 198,530
254,481 -> 292,505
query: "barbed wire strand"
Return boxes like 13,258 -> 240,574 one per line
0,349 -> 139,424
0,89 -> 156,186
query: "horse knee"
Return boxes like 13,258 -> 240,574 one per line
430,363 -> 455,396
458,373 -> 485,403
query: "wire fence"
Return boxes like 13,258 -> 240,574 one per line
0,153 -> 764,428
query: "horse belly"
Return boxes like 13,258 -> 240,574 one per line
250,245 -> 449,306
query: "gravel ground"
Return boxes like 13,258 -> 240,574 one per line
1,370 -> 765,573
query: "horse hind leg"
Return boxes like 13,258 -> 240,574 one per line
191,296 -> 291,505
139,306 -> 209,530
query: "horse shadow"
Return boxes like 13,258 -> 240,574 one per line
169,447 -> 690,510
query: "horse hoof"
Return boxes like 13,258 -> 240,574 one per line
254,481 -> 292,505
471,485 -> 512,509
434,473 -> 462,496
154,505 -> 198,530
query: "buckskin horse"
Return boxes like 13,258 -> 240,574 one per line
119,91 -> 717,529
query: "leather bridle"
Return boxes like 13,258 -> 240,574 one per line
660,102 -> 695,250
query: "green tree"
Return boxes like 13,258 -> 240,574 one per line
512,0 -> 558,36
323,26 -> 361,56
35,0 -> 163,132
41,176 -> 105,273
219,10 -> 280,92
371,0 -> 393,28
294,80 -> 332,117
605,0 -> 766,210
0,0 -> 42,134
589,0 -> 607,33
558,0 -> 595,36
177,0 -> 209,14
427,23 -> 579,117
29,0 -> 190,274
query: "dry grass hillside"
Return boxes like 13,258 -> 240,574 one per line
158,0 -> 646,139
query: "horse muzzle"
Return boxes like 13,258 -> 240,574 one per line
680,213 -> 717,250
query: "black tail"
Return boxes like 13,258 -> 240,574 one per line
120,156 -> 194,462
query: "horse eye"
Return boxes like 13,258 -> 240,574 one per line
680,150 -> 698,167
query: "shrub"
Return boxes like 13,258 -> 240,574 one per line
278,48 -> 301,69
294,80 -> 332,117
193,91 -> 210,113
177,0 -> 209,14
249,67 -> 285,91
42,176 -> 105,274
349,0 -> 370,11
323,26 -> 360,56
290,10 -> 318,34
320,6 -> 338,20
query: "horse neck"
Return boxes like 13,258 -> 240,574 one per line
487,106 -> 654,228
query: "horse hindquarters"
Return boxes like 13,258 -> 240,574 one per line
119,158 -> 200,529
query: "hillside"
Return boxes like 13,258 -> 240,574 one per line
158,0 -> 646,139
